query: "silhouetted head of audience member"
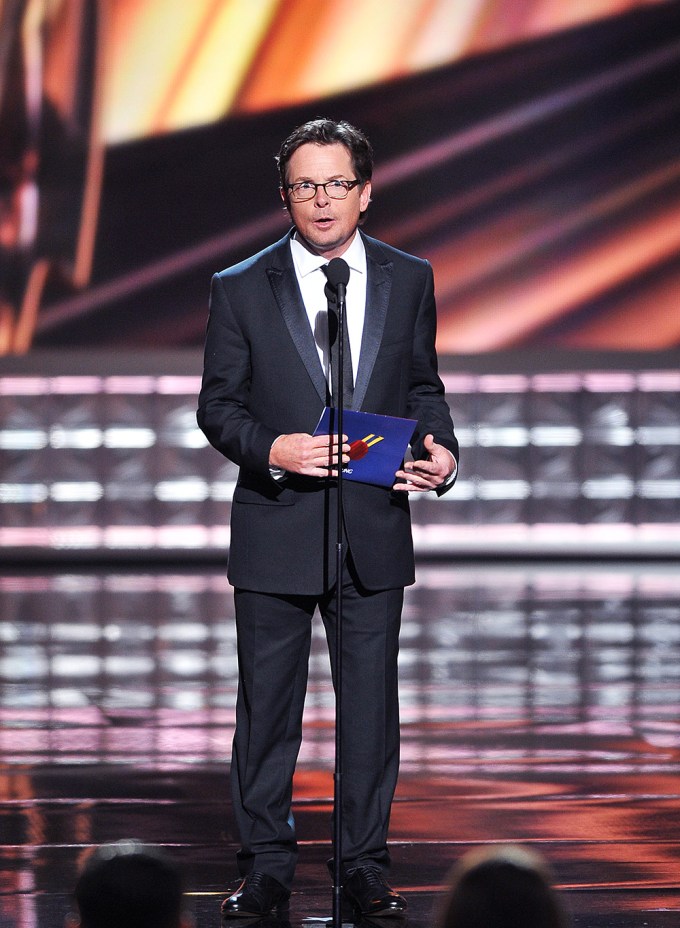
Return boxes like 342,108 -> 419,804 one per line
437,845 -> 568,928
67,840 -> 192,928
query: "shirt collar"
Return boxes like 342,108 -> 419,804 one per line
290,230 -> 367,279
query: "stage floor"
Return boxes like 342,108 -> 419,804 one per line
1,561 -> 680,928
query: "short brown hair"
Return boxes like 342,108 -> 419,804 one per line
276,118 -> 374,189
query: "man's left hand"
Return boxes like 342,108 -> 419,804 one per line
393,434 -> 455,493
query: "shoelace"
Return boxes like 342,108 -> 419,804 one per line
243,871 -> 274,901
350,867 -> 387,889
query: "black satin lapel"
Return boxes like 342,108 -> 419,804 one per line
267,266 -> 328,403
353,256 -> 392,411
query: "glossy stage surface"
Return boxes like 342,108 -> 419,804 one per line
1,561 -> 680,928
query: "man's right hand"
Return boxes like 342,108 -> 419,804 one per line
269,433 -> 350,477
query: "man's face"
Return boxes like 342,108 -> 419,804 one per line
281,142 -> 371,259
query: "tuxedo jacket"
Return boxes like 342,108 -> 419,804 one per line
197,229 -> 458,595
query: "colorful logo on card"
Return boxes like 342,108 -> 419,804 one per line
348,433 -> 385,461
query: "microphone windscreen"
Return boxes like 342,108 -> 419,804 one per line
325,257 -> 350,289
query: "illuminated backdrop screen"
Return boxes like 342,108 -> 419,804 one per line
1,0 -> 678,354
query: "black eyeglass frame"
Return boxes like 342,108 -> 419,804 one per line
284,179 -> 362,201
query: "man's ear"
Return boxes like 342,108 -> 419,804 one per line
359,179 -> 372,213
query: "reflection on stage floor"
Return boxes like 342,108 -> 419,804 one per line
1,562 -> 679,928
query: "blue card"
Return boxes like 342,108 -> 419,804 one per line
314,407 -> 417,488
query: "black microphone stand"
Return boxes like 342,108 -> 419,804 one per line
332,274 -> 347,928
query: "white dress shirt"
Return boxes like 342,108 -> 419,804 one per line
289,230 -> 367,391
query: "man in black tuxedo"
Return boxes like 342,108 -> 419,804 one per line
197,118 -> 458,919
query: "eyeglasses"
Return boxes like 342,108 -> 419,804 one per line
285,179 -> 361,202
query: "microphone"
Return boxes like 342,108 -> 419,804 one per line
324,257 -> 350,304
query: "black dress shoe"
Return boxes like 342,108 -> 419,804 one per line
343,867 -> 407,917
221,871 -> 290,918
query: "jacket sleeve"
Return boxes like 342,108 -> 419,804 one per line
196,273 -> 280,476
405,261 -> 459,496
